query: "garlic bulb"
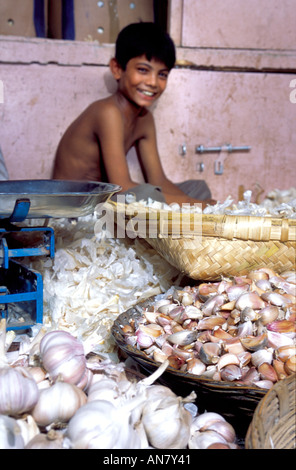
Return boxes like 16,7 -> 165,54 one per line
87,377 -> 121,404
39,330 -> 87,388
67,399 -> 145,449
0,367 -> 39,416
31,381 -> 87,427
189,429 -> 229,449
25,430 -> 65,449
189,412 -> 237,449
141,394 -> 193,449
0,415 -> 24,449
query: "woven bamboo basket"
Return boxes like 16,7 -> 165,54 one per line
107,202 -> 296,281
245,374 -> 296,449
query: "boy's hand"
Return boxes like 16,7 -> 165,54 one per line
184,196 -> 217,210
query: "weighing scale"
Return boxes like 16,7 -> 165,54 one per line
0,180 -> 121,331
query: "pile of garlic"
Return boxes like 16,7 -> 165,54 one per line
0,321 -> 239,449
26,214 -> 181,355
125,187 -> 296,218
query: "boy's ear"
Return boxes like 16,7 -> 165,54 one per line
109,58 -> 123,80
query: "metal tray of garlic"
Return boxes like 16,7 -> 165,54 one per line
112,268 -> 295,418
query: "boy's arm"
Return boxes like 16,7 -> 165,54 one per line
98,105 -> 139,191
137,114 -> 215,208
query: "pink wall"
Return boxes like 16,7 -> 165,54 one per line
0,1 -> 295,202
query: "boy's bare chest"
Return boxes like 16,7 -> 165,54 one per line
123,116 -> 146,152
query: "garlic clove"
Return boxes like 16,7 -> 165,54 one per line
200,294 -> 226,316
267,330 -> 294,349
258,306 -> 280,325
266,320 -> 296,334
156,314 -> 174,326
217,353 -> 240,370
240,332 -> 268,351
153,299 -> 173,311
261,292 -> 292,307
236,320 -> 253,338
284,355 -> 296,375
167,329 -> 198,346
238,366 -> 260,385
275,344 -> 296,362
138,323 -> 164,338
180,291 -> 195,306
235,291 -> 266,311
212,327 -> 233,341
196,316 -> 226,330
186,357 -> 207,375
258,362 -> 278,382
224,339 -> 246,356
220,300 -> 236,311
199,342 -> 222,365
220,364 -> 242,381
153,348 -> 169,363
272,359 -> 288,380
237,351 -> 252,367
184,304 -> 203,320
247,270 -> 270,281
253,379 -> 274,389
251,348 -> 274,367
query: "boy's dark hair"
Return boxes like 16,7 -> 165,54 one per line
115,22 -> 176,71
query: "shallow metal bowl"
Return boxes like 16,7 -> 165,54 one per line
0,180 -> 121,219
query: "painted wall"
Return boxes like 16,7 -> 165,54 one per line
0,0 -> 295,202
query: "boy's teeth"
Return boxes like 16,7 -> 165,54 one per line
142,90 -> 154,96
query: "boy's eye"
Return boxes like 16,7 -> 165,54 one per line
159,71 -> 169,79
137,67 -> 149,73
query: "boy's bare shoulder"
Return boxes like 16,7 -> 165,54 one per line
87,97 -> 122,120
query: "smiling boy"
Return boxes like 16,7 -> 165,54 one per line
52,22 -> 215,207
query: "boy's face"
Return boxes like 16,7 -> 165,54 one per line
114,55 -> 170,108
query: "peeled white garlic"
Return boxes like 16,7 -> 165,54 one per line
67,398 -> 146,449
0,367 -> 40,417
31,381 -> 87,427
25,430 -> 65,449
39,330 -> 87,388
0,415 -> 24,449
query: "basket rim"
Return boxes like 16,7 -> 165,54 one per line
106,201 -> 296,242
